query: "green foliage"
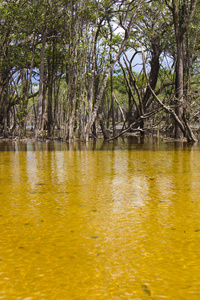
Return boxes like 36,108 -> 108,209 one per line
0,0 -> 200,138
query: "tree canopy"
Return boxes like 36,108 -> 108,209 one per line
0,0 -> 200,141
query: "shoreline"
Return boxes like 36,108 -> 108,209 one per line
0,135 -> 191,144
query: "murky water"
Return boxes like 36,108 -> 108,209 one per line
0,138 -> 200,299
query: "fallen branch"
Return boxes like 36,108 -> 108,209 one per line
107,110 -> 161,141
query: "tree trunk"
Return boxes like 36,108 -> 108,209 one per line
110,70 -> 116,137
34,29 -> 46,139
83,21 -> 135,141
132,42 -> 161,129
41,82 -> 47,131
166,0 -> 198,139
47,56 -> 53,137
175,33 -> 184,139
3,86 -> 8,138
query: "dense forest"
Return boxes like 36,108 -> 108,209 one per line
0,0 -> 200,141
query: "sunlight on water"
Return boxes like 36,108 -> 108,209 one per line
0,140 -> 200,299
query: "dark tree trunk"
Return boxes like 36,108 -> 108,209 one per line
34,29 -> 46,139
166,0 -> 198,139
3,86 -> 8,138
47,56 -> 53,137
110,70 -> 116,137
175,34 -> 184,139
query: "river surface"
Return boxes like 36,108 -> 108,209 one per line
0,138 -> 200,299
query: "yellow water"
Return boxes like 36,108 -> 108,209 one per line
0,140 -> 200,299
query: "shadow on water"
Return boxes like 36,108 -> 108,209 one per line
0,136 -> 199,151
